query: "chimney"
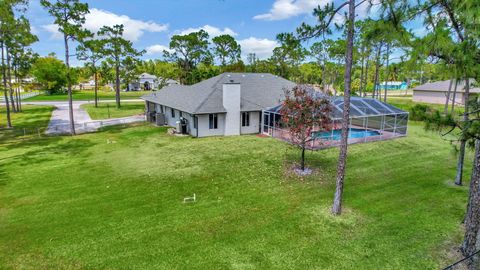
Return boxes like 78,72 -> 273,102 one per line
223,81 -> 241,136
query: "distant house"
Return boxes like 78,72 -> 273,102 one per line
128,73 -> 179,91
413,79 -> 480,105
375,81 -> 408,91
141,73 -> 295,137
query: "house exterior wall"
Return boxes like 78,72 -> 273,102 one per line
196,113 -> 226,137
413,90 -> 464,105
223,83 -> 241,136
144,102 -> 262,137
182,112 -> 196,136
156,105 -> 197,135
240,111 -> 261,134
139,78 -> 158,89
161,105 -> 178,126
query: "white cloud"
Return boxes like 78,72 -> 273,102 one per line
356,0 -> 381,20
42,8 -> 168,42
145,44 -> 172,55
254,0 -> 330,21
238,37 -> 278,59
41,24 -> 63,39
411,27 -> 428,37
177,25 -> 237,37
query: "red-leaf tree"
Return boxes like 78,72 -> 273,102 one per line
280,85 -> 332,171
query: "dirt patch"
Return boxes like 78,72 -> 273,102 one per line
283,161 -> 329,184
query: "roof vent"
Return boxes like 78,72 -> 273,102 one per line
261,75 -> 264,78
227,74 -> 231,77
242,74 -> 246,77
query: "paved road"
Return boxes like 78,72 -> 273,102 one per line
23,100 -> 145,135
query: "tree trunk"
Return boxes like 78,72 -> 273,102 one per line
372,45 -> 381,99
383,43 -> 390,103
462,139 -> 480,269
15,67 -> 21,112
451,78 -> 459,113
321,60 -> 327,92
359,45 -> 365,97
115,62 -> 121,108
64,34 -> 76,135
455,78 -> 470,186
301,146 -> 306,171
444,78 -> 454,115
1,41 -> 12,128
332,70 -> 338,97
332,0 -> 355,216
15,82 -> 20,112
6,46 -> 16,112
94,70 -> 98,108
363,55 -> 369,97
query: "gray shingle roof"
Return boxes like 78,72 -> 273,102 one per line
141,73 -> 296,114
414,79 -> 480,93
139,73 -> 157,80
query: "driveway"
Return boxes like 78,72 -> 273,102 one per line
23,100 -> 145,135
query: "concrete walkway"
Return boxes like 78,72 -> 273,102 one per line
23,100 -> 145,135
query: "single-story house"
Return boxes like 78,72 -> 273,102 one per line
375,81 -> 408,91
141,73 -> 295,137
129,73 -> 179,91
413,79 -> 480,105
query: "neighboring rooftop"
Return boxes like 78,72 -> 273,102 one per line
141,73 -> 296,114
139,73 -> 157,80
414,79 -> 480,93
165,79 -> 179,85
377,81 -> 407,86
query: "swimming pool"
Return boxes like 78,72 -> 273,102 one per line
313,128 -> 381,140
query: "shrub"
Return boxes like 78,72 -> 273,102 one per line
409,104 -> 430,121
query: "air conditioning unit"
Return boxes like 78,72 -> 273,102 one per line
155,113 -> 166,126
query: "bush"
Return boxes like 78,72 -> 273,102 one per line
409,104 -> 430,121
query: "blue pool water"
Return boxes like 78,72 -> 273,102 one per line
314,128 -> 380,141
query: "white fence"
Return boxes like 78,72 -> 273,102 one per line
46,116 -> 146,135
1,118 -> 146,142
0,91 -> 39,102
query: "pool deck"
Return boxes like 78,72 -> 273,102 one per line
266,125 -> 406,150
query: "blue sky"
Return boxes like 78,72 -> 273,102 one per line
26,0 -> 424,66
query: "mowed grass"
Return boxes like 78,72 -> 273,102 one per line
81,102 -> 145,120
387,96 -> 459,113
0,105 -> 54,143
0,119 -> 471,269
25,90 -> 150,102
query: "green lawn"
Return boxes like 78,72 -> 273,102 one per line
0,118 -> 470,269
0,105 -> 54,143
387,96 -> 462,114
25,90 -> 151,101
81,102 -> 145,120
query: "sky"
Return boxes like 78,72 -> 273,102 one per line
25,0 -> 424,66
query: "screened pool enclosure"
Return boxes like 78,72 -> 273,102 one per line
262,97 -> 409,150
